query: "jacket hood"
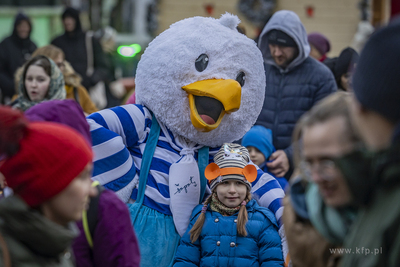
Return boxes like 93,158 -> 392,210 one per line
288,176 -> 309,220
11,13 -> 33,46
258,10 -> 310,72
62,7 -> 83,36
24,99 -> 91,145
0,196 -> 78,258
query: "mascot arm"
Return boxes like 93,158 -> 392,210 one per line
251,168 -> 288,265
87,105 -> 150,200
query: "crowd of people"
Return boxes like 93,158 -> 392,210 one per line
0,6 -> 400,267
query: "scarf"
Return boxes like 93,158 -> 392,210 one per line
13,57 -> 66,112
210,192 -> 241,216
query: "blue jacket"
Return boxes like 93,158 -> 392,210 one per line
255,11 -> 336,166
173,199 -> 284,267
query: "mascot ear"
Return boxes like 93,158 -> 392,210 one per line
218,13 -> 240,31
242,164 -> 257,183
205,163 -> 221,181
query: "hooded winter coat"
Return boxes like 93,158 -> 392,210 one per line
0,13 -> 37,101
173,199 -> 284,267
51,7 -> 107,90
256,11 -> 336,172
0,196 -> 77,267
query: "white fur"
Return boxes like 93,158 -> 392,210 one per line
136,14 -> 265,147
219,12 -> 241,30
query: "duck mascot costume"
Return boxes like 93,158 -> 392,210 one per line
88,13 -> 287,266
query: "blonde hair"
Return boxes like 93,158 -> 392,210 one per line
189,190 -> 252,243
31,45 -> 65,61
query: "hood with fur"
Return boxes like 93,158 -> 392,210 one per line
135,13 -> 265,147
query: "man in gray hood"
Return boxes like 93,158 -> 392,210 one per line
256,10 -> 336,179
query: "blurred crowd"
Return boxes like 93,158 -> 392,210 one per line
0,6 -> 400,267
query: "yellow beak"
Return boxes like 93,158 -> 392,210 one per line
182,79 -> 242,132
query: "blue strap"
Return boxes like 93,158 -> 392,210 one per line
136,114 -> 160,205
198,146 -> 209,203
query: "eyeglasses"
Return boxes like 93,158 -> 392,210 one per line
299,159 -> 337,181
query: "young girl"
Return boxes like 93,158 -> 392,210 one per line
173,143 -> 284,267
11,55 -> 65,111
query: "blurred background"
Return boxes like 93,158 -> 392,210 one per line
0,0 -> 398,80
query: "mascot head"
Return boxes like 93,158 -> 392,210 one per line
136,13 -> 265,147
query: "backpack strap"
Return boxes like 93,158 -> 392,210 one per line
82,181 -> 105,248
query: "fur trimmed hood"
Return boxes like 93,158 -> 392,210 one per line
135,13 -> 265,147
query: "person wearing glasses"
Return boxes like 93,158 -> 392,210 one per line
282,91 -> 360,267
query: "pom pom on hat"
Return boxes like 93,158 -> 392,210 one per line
0,106 -> 93,207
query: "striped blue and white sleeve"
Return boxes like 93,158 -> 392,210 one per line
251,168 -> 285,227
87,104 -> 150,202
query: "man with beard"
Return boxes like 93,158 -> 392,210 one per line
256,10 -> 336,180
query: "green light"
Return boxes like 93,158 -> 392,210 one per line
117,44 -> 142,57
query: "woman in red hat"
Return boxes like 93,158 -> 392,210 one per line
0,106 -> 96,267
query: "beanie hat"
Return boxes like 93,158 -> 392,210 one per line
266,29 -> 297,47
24,99 -> 92,146
205,143 -> 257,191
0,106 -> 93,207
307,33 -> 331,55
242,125 -> 275,160
352,18 -> 400,122
334,47 -> 359,81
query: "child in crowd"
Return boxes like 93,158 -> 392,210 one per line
242,125 -> 288,190
11,55 -> 65,111
173,143 -> 284,267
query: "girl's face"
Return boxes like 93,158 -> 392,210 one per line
215,180 -> 247,208
41,163 -> 97,226
25,65 -> 51,102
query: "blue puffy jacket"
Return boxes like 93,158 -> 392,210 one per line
173,199 -> 284,267
255,11 -> 336,167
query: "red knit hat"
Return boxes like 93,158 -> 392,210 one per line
0,106 -> 93,207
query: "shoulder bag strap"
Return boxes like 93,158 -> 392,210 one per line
135,114 -> 160,205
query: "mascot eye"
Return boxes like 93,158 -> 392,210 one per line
236,72 -> 246,87
195,54 -> 209,72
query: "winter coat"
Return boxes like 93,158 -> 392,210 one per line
337,138 -> 400,267
256,11 -> 336,169
51,12 -> 107,90
0,196 -> 77,267
0,13 -> 37,100
72,189 -> 140,267
173,199 -> 284,267
283,178 -> 342,267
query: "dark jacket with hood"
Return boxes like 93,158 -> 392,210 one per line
0,13 -> 37,101
51,7 -> 107,90
255,11 -> 336,172
0,196 -> 77,267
